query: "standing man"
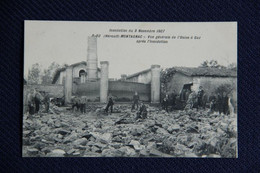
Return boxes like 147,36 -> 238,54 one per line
43,91 -> 50,113
216,93 -> 223,114
34,88 -> 42,113
131,91 -> 140,111
27,89 -> 35,116
76,96 -> 81,112
71,96 -> 79,113
80,96 -> 87,114
105,94 -> 114,114
83,96 -> 87,114
185,90 -> 196,110
162,95 -> 169,112
197,86 -> 204,109
228,93 -> 235,115
222,92 -> 229,115
136,101 -> 148,120
181,89 -> 186,101
79,96 -> 83,113
209,92 -> 216,113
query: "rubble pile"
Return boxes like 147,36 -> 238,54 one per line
23,105 -> 237,157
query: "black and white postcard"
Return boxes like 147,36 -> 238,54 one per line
23,21 -> 237,158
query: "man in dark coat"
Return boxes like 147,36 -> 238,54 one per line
216,93 -> 223,114
71,96 -> 79,112
34,88 -> 42,113
136,102 -> 147,120
105,94 -> 114,114
162,95 -> 169,112
27,89 -> 35,115
185,91 -> 196,110
80,96 -> 87,114
197,86 -> 204,109
131,91 -> 140,111
222,92 -> 229,115
209,92 -> 217,113
43,92 -> 50,113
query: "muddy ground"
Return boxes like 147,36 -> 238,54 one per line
22,104 -> 237,157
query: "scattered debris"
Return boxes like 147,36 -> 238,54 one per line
23,104 -> 237,157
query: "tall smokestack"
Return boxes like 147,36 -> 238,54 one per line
87,36 -> 98,80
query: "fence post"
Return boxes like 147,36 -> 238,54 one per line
151,65 -> 161,103
65,66 -> 73,104
100,61 -> 109,103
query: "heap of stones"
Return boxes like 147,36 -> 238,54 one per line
23,105 -> 237,158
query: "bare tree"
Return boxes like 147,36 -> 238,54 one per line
28,63 -> 41,84
41,62 -> 61,84
199,60 -> 227,69
227,63 -> 237,70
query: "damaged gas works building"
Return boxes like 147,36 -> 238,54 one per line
52,36 -> 160,104
52,36 -> 237,105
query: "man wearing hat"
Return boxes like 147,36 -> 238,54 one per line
131,91 -> 140,111
105,94 -> 114,114
197,86 -> 204,109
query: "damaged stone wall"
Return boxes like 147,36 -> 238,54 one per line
75,81 -> 100,101
24,84 -> 64,98
74,81 -> 150,102
109,81 -> 151,102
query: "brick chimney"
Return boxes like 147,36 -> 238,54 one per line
87,36 -> 98,80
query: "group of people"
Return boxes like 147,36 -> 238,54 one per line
104,92 -> 147,120
71,96 -> 87,113
185,86 -> 233,115
185,86 -> 206,110
26,87 -> 234,120
209,91 -> 233,115
161,91 -> 177,113
131,92 -> 147,120
161,86 -> 234,115
26,88 -> 50,115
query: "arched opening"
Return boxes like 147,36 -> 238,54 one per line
79,70 -> 87,83
79,69 -> 86,77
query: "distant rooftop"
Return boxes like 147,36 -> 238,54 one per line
173,67 -> 237,77
123,66 -> 237,80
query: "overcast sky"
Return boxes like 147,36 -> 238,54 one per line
24,21 -> 237,79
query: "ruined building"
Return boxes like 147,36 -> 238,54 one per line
51,37 -> 236,105
121,66 -> 237,95
120,65 -> 237,109
52,37 -> 161,104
